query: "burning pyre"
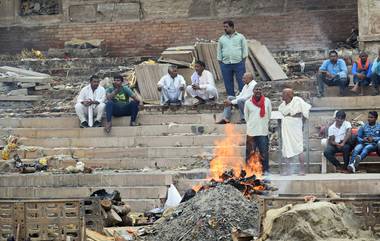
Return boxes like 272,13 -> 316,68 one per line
187,124 -> 276,200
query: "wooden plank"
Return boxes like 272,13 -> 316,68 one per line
161,50 -> 194,63
158,58 -> 192,68
0,95 -> 42,101
0,66 -> 50,77
0,76 -> 51,83
86,229 -> 114,241
249,52 -> 269,81
247,40 -> 287,81
177,68 -> 194,85
135,63 -> 169,102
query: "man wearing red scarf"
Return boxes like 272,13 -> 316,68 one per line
351,52 -> 372,95
244,83 -> 272,175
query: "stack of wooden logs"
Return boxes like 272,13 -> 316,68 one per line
99,198 -> 132,227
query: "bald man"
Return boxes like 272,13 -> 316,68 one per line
157,66 -> 186,106
216,72 -> 257,124
278,88 -> 311,175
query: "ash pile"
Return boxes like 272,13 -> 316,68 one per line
143,185 -> 259,241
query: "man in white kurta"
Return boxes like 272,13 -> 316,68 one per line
75,75 -> 106,128
244,83 -> 272,175
158,66 -> 186,106
278,88 -> 311,175
186,60 -> 218,104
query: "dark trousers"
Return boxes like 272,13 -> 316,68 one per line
220,60 -> 245,96
371,73 -> 380,87
246,135 -> 269,172
106,101 -> 139,122
317,73 -> 348,95
323,143 -> 351,168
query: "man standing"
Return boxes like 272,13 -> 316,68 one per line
278,88 -> 311,175
244,83 -> 272,175
351,52 -> 372,96
348,111 -> 380,173
105,75 -> 142,133
158,66 -> 186,106
217,20 -> 248,96
216,72 -> 257,124
323,110 -> 352,172
75,75 -> 106,128
186,60 -> 218,105
317,50 -> 348,97
371,48 -> 380,95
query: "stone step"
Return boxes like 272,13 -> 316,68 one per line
2,124 -> 245,138
0,186 -> 167,200
18,134 -> 244,148
16,146 -> 322,162
176,173 -> 380,195
311,96 -> 380,108
0,172 -> 172,187
325,85 -> 378,97
0,114 -> 222,128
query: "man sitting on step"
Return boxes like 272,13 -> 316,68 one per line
370,48 -> 380,95
75,75 -> 106,128
348,111 -> 380,173
323,110 -> 352,172
216,72 -> 257,124
351,51 -> 373,96
186,60 -> 218,105
317,50 -> 349,97
158,65 -> 186,106
104,75 -> 142,133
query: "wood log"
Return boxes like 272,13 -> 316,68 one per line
120,215 -> 133,227
104,209 -> 122,227
100,199 -> 112,211
112,205 -> 128,216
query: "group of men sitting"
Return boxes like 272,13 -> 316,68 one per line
317,49 -> 380,97
324,110 -> 380,173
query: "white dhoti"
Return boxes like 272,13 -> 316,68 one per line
279,96 -> 311,158
186,85 -> 218,100
75,102 -> 105,123
281,116 -> 304,158
160,88 -> 184,105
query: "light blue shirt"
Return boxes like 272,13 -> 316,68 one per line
371,59 -> 380,75
217,32 -> 248,64
319,59 -> 348,78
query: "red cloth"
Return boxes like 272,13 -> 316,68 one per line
357,58 -> 369,71
251,95 -> 265,118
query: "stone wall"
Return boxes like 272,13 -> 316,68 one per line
358,0 -> 380,54
0,0 -> 358,56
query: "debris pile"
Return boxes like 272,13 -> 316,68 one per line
143,185 -> 260,241
20,0 -> 59,16
259,201 -> 377,241
48,39 -> 108,58
0,66 -> 51,99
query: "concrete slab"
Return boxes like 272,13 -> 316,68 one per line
0,172 -> 172,187
311,96 -> 380,108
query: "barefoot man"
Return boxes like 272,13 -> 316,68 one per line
278,88 -> 311,175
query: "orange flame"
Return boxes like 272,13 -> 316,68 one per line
192,184 -> 203,192
209,124 -> 263,180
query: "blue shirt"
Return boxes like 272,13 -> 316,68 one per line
371,59 -> 380,75
319,59 -> 348,78
357,123 -> 380,144
352,61 -> 372,78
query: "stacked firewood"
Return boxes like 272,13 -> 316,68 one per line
91,189 -> 133,227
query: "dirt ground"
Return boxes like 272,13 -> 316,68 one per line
259,201 -> 377,241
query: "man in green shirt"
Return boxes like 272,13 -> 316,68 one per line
217,20 -> 248,96
105,75 -> 142,132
